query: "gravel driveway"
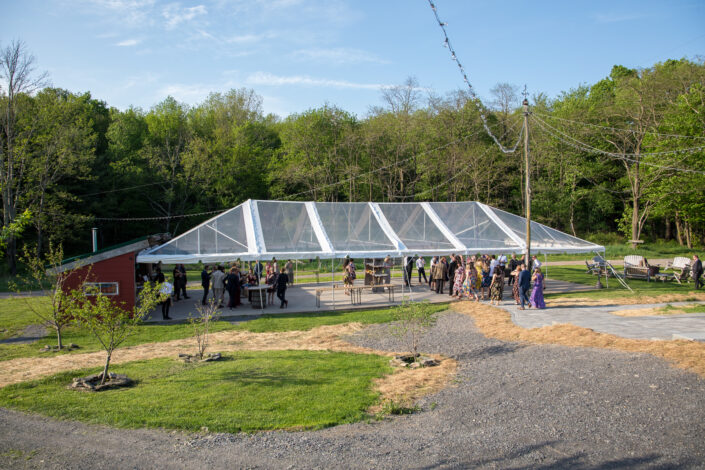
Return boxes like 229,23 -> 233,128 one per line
1,311 -> 704,469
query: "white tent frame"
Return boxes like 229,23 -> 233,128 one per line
136,199 -> 605,264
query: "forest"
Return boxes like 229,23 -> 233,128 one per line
1,40 -> 704,274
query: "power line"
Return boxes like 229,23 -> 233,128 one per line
79,180 -> 169,198
426,0 -> 522,155
407,114 -> 525,200
531,114 -> 705,175
533,111 -> 705,141
281,124 -> 490,201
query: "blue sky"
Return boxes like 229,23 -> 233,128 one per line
2,0 -> 704,118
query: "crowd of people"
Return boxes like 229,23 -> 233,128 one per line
149,258 -> 297,320
404,253 -> 546,310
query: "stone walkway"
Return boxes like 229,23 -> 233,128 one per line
500,301 -> 705,341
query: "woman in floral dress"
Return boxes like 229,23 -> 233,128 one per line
463,261 -> 479,301
452,256 -> 464,298
489,264 -> 504,305
511,263 -> 522,305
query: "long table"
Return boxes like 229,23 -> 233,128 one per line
315,283 -> 396,308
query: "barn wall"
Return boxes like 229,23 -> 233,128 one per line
61,251 -> 137,310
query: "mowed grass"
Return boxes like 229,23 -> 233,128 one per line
0,351 -> 391,433
545,265 -> 701,300
0,297 -> 50,340
0,302 -> 449,361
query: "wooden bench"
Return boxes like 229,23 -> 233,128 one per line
623,255 -> 651,281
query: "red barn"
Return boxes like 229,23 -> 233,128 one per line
56,235 -> 169,310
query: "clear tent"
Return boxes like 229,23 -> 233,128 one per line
136,199 -> 604,264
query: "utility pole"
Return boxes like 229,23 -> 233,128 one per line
522,88 -> 531,266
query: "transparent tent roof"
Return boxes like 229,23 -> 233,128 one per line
136,199 -> 604,263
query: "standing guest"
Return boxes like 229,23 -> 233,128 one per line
489,263 -> 505,306
172,266 -> 182,301
159,279 -> 173,320
480,261 -> 491,300
254,261 -> 263,280
530,268 -> 546,309
211,265 -> 226,308
404,255 -> 414,287
692,255 -> 703,289
532,255 -> 542,272
498,253 -> 507,275
452,256 -> 465,298
244,269 -> 258,287
463,261 -> 480,301
511,262 -> 522,305
225,267 -> 241,310
155,267 -> 165,284
447,254 -> 458,296
272,257 -> 279,274
489,255 -> 498,277
285,260 -> 294,286
177,264 -> 189,299
276,267 -> 289,308
200,265 -> 211,305
474,258 -> 483,294
429,256 -> 439,290
416,255 -> 428,284
266,266 -> 278,306
507,254 -> 519,286
433,257 -> 447,294
518,264 -> 532,310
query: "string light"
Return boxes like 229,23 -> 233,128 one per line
94,208 -> 225,222
426,0 -> 522,155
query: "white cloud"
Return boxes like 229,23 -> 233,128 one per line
162,3 -> 208,29
86,0 -> 157,27
116,38 -> 141,46
292,47 -> 388,65
246,72 -> 385,90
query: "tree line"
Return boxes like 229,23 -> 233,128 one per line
1,40 -> 704,273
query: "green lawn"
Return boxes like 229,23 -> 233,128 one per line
0,350 -> 391,433
543,240 -> 698,262
0,297 -> 50,340
0,302 -> 449,361
545,265 -> 701,300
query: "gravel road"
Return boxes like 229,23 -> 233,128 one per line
1,311 -> 704,469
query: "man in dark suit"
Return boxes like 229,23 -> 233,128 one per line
201,265 -> 211,305
693,255 -> 703,289
447,254 -> 457,296
517,263 -> 532,310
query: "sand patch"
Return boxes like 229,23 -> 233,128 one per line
453,302 -> 705,378
611,304 -> 705,317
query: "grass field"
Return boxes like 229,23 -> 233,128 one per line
0,350 -> 391,432
0,302 -> 449,361
545,265 -> 701,300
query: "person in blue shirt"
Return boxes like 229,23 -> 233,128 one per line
517,263 -> 532,310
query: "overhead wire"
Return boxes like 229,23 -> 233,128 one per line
426,0 -> 522,154
407,114 -> 525,200
531,114 -> 705,175
533,111 -> 705,141
280,124 -> 489,201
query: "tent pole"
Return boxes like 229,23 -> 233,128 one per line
331,258 -> 335,310
257,259 -> 264,310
